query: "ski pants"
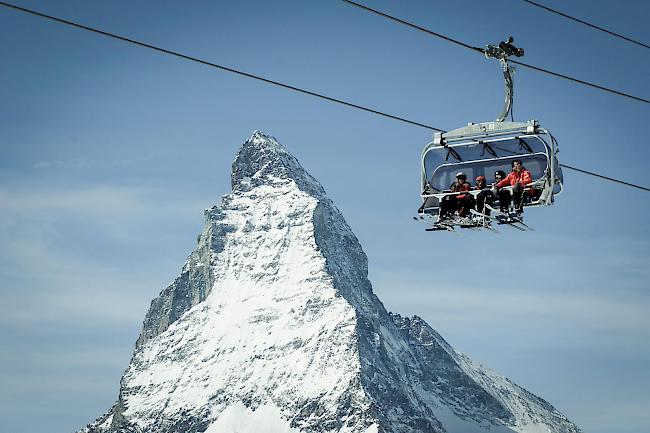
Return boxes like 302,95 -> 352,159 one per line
496,183 -> 525,211
440,195 -> 474,217
476,189 -> 494,215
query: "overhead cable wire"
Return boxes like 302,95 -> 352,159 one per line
0,1 -> 442,132
559,164 -> 649,192
342,0 -> 650,104
522,0 -> 650,50
506,58 -> 649,103
341,0 -> 484,54
1,1 -> 648,192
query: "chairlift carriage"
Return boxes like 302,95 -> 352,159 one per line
417,38 -> 563,232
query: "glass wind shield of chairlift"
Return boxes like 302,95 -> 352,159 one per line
419,121 -> 563,214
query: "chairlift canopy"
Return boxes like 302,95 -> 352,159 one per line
420,120 -> 562,212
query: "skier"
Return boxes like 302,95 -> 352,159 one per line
474,175 -> 493,215
491,170 -> 508,212
440,172 -> 473,219
495,160 -> 532,213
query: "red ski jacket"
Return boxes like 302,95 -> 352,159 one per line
497,169 -> 532,188
451,181 -> 471,200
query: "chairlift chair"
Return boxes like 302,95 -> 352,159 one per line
418,38 -> 563,231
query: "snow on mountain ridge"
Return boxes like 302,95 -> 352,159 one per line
80,131 -> 581,433
232,130 -> 326,198
136,130 -> 331,350
392,314 -> 578,432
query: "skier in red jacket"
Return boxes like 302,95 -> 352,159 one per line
495,160 -> 533,213
474,175 -> 493,215
440,172 -> 473,218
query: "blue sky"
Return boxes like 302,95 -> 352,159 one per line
0,1 -> 648,432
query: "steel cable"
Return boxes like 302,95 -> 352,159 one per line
343,0 -> 650,104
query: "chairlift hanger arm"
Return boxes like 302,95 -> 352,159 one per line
484,37 -> 525,60
484,37 -> 525,122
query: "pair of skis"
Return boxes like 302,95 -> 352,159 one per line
413,213 -> 458,232
480,204 -> 534,231
417,215 -> 456,232
414,206 -> 533,233
414,212 -> 496,233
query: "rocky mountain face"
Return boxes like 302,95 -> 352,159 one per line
80,131 -> 581,433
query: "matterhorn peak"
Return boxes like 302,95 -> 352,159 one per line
79,132 -> 581,433
231,130 -> 326,198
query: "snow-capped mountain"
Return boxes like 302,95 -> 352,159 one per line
80,131 -> 581,433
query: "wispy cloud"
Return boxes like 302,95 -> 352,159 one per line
375,278 -> 650,338
573,400 -> 650,433
0,230 -> 161,327
0,183 -> 199,214
33,158 -> 92,169
0,184 -> 212,327
32,154 -> 161,170
0,183 -> 211,241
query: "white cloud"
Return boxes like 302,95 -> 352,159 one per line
32,154 -> 162,170
374,279 -> 650,335
0,183 -> 207,221
575,400 -> 650,433
0,182 -> 211,241
0,234 -> 159,327
0,184 -> 210,327
33,158 -> 91,169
